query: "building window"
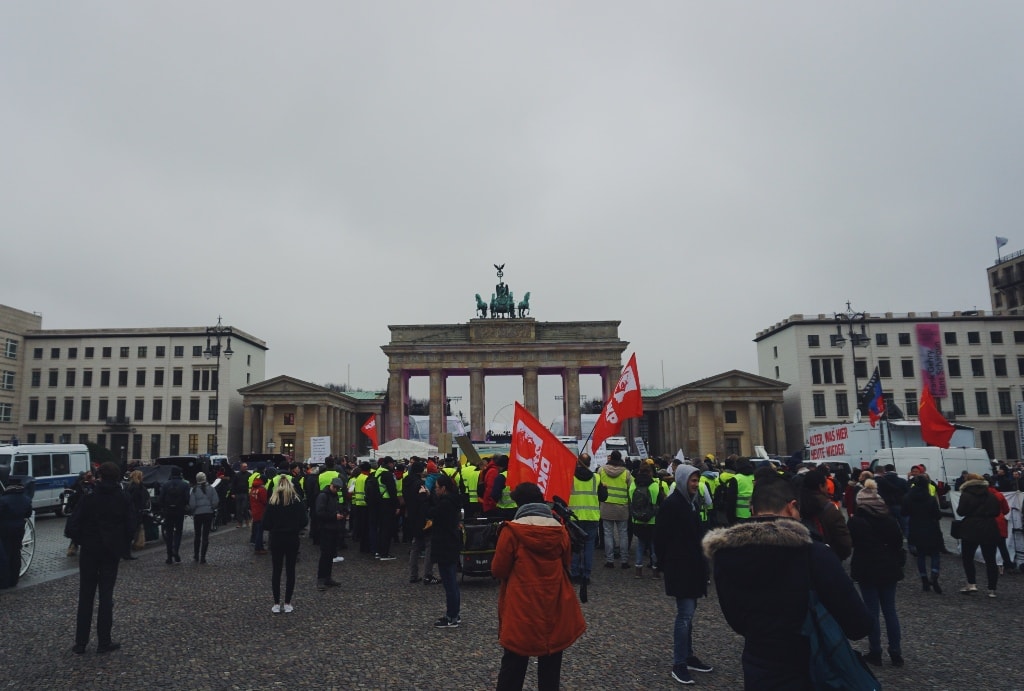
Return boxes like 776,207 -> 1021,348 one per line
132,434 -> 143,460
152,399 -> 163,421
878,360 -> 891,378
773,346 -> 778,358
98,399 -> 109,419
68,347 -> 78,359
853,360 -> 867,380
133,399 -> 144,420
3,338 -> 17,359
1015,331 -> 1024,344
66,369 -> 76,387
188,434 -> 199,454
171,399 -> 181,420
951,392 -> 966,416
136,369 -> 146,386
284,413 -> 296,425
247,354 -> 251,366
991,331 -> 1003,344
173,346 -> 184,358
51,347 -> 60,359
807,335 -> 820,347
100,370 -> 111,387
208,399 -> 217,421
998,390 -> 1013,416
1019,357 -> 1024,376
875,333 -> 888,346
189,399 -> 200,421
947,358 -> 961,377
63,398 -> 74,420
1003,431 -> 1018,460
811,357 -> 844,385
994,357 -> 1007,377
119,346 -> 130,358
96,433 -> 105,449
102,347 -> 112,358
724,410 -> 738,424
31,370 -> 41,387
976,391 -> 990,416
154,369 -> 164,386
835,392 -> 849,418
967,331 -> 981,345
81,399 -> 90,421
192,370 -> 201,391
78,434 -> 89,445
0,403 -> 11,423
774,366 -> 780,379
156,346 -> 166,357
118,369 -> 129,387
43,434 -> 54,444
0,370 -> 14,390
138,346 -> 147,358
901,359 -> 914,378
904,392 -> 918,417
201,370 -> 211,391
33,347 -> 42,359
246,373 -> 251,385
151,434 -> 161,459
45,398 -> 56,420
971,358 -> 984,377
28,398 -> 39,420
84,347 -> 94,358
172,369 -> 183,387
812,393 -> 827,417
48,369 -> 58,387
83,370 -> 92,387
192,345 -> 203,357
944,332 -> 957,345
169,434 -> 180,455
26,434 -> 36,443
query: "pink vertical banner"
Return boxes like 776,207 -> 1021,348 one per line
915,323 -> 947,398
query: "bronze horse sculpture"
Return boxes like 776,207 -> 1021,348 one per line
475,294 -> 488,318
517,292 -> 531,318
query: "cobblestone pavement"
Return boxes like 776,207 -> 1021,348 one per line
1,515 -> 1022,690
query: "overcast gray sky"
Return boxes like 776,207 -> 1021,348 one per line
3,2 -> 1021,431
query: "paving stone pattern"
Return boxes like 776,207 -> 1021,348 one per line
0,514 -> 1021,690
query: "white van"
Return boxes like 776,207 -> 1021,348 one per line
869,447 -> 993,487
0,444 -> 91,515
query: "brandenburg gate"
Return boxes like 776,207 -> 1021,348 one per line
381,319 -> 628,444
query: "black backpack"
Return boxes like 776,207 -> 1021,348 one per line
364,472 -> 381,506
713,477 -> 738,526
163,481 -> 188,512
630,484 -> 658,523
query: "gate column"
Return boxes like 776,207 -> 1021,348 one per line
523,367 -> 539,419
387,370 -> 404,442
565,367 -> 581,439
429,369 -> 444,446
470,368 -> 485,442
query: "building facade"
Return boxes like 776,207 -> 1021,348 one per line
988,249 -> 1024,314
0,304 -> 43,444
16,325 -> 266,461
755,310 -> 1024,460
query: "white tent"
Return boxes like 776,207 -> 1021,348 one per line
375,438 -> 439,458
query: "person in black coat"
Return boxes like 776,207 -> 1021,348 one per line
902,474 -> 944,593
427,473 -> 462,627
262,476 -> 309,613
653,464 -> 713,685
0,473 -> 33,589
403,460 -> 435,584
65,461 -> 135,654
956,474 -> 1001,596
848,479 -> 905,667
703,473 -> 871,691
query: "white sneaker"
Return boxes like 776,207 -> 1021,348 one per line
333,556 -> 345,563
271,604 -> 281,613
283,603 -> 294,613
960,584 -> 978,594
988,590 -> 997,599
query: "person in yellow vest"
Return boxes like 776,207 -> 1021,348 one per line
495,469 -> 518,520
734,459 -> 755,522
628,464 -> 664,578
350,462 -> 372,554
597,450 -> 633,569
461,461 -> 481,520
373,457 -> 399,561
568,452 -> 606,585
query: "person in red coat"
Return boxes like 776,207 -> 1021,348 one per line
249,478 -> 269,555
491,483 -> 585,691
988,485 -> 1012,574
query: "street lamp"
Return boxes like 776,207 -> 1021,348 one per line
203,316 -> 233,455
832,301 -> 870,412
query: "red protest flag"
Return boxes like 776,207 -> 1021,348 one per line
918,384 -> 955,449
510,402 -> 576,503
590,353 -> 643,455
360,415 -> 379,450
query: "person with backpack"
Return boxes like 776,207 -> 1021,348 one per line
628,464 -> 663,578
187,472 -> 219,564
701,473 -> 871,689
597,450 -> 632,569
567,452 -> 605,586
799,469 -> 852,561
232,462 -> 251,528
159,466 -> 189,564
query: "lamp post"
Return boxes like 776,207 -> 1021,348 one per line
832,301 -> 870,413
203,316 -> 233,455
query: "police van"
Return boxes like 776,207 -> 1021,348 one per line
0,443 -> 91,515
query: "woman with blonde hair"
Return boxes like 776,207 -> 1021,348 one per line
262,475 -> 308,612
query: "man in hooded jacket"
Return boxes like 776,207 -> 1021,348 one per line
567,452 -> 606,585
653,463 -> 714,685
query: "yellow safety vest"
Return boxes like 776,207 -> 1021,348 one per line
698,476 -> 715,522
463,466 -> 480,504
374,467 -> 393,500
627,482 -> 661,525
496,471 -> 516,509
600,468 -> 630,505
568,475 -> 601,522
318,469 -> 339,492
351,473 -> 367,507
735,473 -> 754,519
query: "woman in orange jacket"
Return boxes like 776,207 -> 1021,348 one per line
491,482 -> 585,691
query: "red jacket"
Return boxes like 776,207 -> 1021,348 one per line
249,484 -> 268,522
479,461 -> 502,513
988,486 -> 1010,539
491,515 -> 585,657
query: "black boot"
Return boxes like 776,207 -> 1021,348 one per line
921,576 -> 931,592
930,573 -> 942,594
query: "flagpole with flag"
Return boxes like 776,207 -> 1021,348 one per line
918,383 -> 956,448
997,235 -> 1009,261
588,353 -> 643,456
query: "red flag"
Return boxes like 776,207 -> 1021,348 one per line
360,415 -> 379,450
590,353 -> 643,455
918,384 -> 955,449
510,402 -> 576,503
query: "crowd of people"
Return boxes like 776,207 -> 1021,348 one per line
44,446 -> 1020,689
